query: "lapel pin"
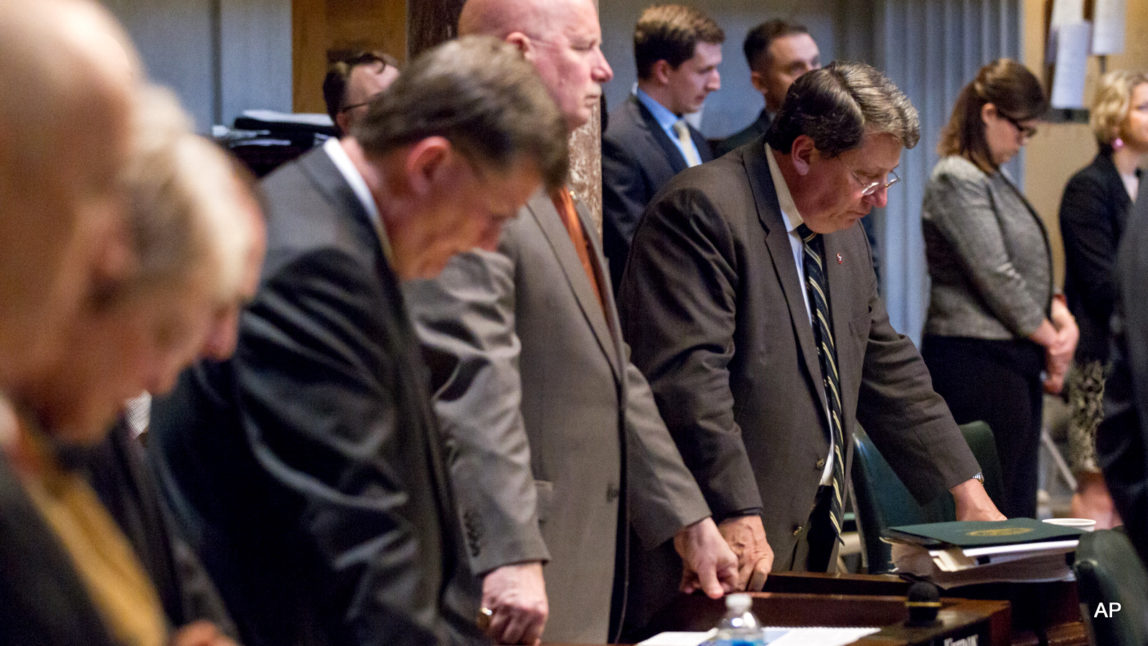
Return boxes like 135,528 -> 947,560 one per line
836,252 -> 844,264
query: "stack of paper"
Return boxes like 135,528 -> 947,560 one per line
884,519 -> 1084,587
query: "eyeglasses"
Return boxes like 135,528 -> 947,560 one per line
1000,112 -> 1038,139
845,163 -> 900,197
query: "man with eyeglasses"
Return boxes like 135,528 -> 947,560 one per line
322,51 -> 401,137
617,62 -> 1004,639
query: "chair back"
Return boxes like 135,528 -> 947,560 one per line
1074,529 -> 1148,646
850,421 -> 1005,573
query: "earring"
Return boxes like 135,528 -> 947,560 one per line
1113,137 -> 1125,150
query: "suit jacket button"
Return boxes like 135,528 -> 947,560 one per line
792,524 -> 803,536
606,485 -> 620,502
815,458 -> 826,470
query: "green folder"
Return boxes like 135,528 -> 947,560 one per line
884,518 -> 1085,548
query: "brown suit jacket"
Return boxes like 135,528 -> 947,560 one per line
617,140 -> 979,629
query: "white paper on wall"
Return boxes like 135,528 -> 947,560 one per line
1051,22 -> 1091,109
1092,0 -> 1126,55
1047,0 -> 1085,62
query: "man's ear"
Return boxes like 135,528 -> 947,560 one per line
652,59 -> 674,85
750,70 -> 768,95
505,32 -> 534,61
403,136 -> 451,196
335,112 -> 351,137
789,134 -> 816,176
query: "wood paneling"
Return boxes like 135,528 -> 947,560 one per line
407,0 -> 463,57
292,0 -> 406,114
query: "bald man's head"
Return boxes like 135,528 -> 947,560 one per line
0,0 -> 140,391
458,0 -> 613,131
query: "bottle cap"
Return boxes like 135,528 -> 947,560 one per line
725,593 -> 752,612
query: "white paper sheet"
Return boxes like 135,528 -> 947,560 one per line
1047,0 -> 1085,61
1092,0 -> 1126,54
1051,22 -> 1091,109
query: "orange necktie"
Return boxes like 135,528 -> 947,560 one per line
550,187 -> 605,313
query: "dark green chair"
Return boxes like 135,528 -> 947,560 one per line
850,420 -> 1005,574
1074,529 -> 1148,646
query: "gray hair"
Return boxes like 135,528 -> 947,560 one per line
107,86 -> 257,308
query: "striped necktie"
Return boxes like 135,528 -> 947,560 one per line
797,223 -> 846,538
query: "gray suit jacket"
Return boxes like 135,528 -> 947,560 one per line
149,148 -> 481,646
619,142 -> 979,572
406,189 -> 710,643
922,155 -> 1053,340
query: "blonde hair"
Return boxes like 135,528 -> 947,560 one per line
110,86 -> 257,308
1090,70 -> 1148,146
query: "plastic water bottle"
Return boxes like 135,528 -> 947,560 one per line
706,593 -> 767,645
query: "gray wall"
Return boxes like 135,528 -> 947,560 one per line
102,0 -> 292,133
600,0 -> 839,139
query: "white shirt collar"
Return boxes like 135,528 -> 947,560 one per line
323,138 -> 393,264
764,143 -> 804,234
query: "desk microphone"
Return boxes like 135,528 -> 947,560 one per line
905,581 -> 942,627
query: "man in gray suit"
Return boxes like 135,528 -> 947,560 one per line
405,0 -> 738,644
148,37 -> 568,646
618,62 -> 1004,636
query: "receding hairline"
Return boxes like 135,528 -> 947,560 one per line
1,0 -> 139,180
459,0 -> 591,39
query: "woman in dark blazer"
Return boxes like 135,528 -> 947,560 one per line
1060,70 -> 1148,528
921,60 -> 1079,519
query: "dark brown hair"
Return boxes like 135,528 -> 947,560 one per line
634,4 -> 724,80
322,51 -> 401,133
766,61 -> 920,157
937,59 -> 1047,172
743,19 -> 809,71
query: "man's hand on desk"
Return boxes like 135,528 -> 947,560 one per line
481,561 -> 548,645
717,514 -> 773,591
674,517 -> 739,597
951,478 -> 1007,521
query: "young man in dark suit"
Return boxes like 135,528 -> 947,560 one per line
147,37 -> 569,646
601,4 -> 724,291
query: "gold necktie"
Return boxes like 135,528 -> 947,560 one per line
672,120 -> 702,167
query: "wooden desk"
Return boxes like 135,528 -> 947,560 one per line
645,591 -> 1011,645
759,572 -> 1086,645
